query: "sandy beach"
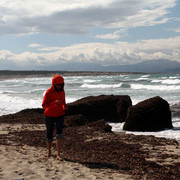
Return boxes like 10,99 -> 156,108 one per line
0,108 -> 180,180
0,122 -> 133,180
0,145 -> 134,180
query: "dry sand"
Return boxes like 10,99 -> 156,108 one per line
0,123 -> 133,180
0,145 -> 134,180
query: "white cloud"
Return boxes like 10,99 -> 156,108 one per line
0,0 -> 176,35
28,43 -> 42,48
96,29 -> 127,39
1,36 -> 180,69
28,43 -> 61,52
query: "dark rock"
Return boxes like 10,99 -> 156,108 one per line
0,95 -> 131,127
123,96 -> 173,131
0,108 -> 44,124
64,114 -> 87,127
67,95 -> 132,123
87,119 -> 112,133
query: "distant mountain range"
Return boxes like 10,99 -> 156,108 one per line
106,59 -> 180,73
1,59 -> 180,73
52,59 -> 180,73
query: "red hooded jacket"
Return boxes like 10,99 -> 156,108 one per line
42,75 -> 66,117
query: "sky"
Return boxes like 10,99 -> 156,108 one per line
0,0 -> 180,70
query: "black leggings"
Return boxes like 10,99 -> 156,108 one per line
44,116 -> 64,142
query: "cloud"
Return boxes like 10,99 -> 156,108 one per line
28,43 -> 42,48
1,36 -> 180,69
28,43 -> 61,52
0,0 -> 176,35
96,29 -> 128,39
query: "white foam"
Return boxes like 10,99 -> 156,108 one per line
151,79 -> 162,83
0,77 -> 52,86
135,77 -> 149,81
170,76 -> 178,79
131,84 -> 180,91
108,119 -> 180,142
140,75 -> 150,78
0,94 -> 42,116
83,79 -> 101,83
81,83 -> 122,89
161,79 -> 180,85
66,97 -> 77,103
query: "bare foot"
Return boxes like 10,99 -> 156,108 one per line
47,151 -> 51,158
57,155 -> 63,161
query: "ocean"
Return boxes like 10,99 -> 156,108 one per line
0,72 -> 180,141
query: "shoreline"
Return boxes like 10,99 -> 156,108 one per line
0,70 -> 177,81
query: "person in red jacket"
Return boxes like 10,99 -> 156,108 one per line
42,74 -> 68,160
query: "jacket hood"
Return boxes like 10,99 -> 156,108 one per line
52,75 -> 64,87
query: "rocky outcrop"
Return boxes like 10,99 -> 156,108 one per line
0,95 -> 132,126
123,96 -> 173,131
67,95 -> 132,123
0,108 -> 44,124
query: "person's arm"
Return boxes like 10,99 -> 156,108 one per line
42,91 -> 58,109
62,91 -> 68,112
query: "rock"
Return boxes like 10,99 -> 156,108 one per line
0,95 -> 131,127
87,119 -> 112,133
67,95 -> 132,123
123,96 -> 173,131
64,114 -> 87,127
0,108 -> 44,124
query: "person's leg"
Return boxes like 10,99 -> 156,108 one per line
44,116 -> 54,157
47,141 -> 52,157
56,139 -> 63,160
55,116 -> 64,160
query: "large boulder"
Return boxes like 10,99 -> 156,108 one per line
123,96 -> 173,131
67,95 -> 132,123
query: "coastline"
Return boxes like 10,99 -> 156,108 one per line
0,109 -> 180,179
0,70 -> 163,81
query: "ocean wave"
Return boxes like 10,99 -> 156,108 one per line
161,79 -> 180,85
151,79 -> 162,83
66,97 -> 78,103
2,91 -> 20,94
120,83 -> 131,88
151,79 -> 180,85
83,79 -> 101,83
0,94 -> 41,116
131,84 -> 180,91
169,76 -> 179,79
28,89 -> 45,94
81,83 -> 122,89
140,75 -> 150,78
134,78 -> 150,82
